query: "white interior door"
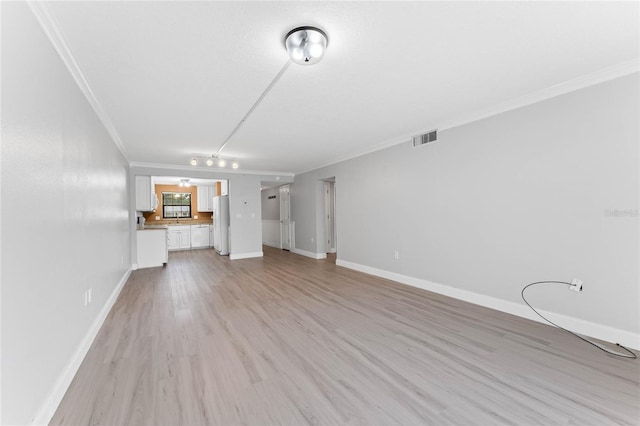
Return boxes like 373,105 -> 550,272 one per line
279,185 -> 291,250
324,181 -> 336,253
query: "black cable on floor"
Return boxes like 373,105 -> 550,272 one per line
521,281 -> 636,359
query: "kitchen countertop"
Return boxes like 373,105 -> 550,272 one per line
138,222 -> 212,230
146,220 -> 213,226
137,225 -> 169,230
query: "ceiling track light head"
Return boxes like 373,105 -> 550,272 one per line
285,26 -> 328,65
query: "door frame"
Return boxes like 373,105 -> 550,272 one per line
323,181 -> 336,253
279,184 -> 291,250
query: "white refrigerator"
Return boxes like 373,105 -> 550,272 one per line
212,195 -> 229,255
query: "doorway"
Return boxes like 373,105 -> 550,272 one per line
323,179 -> 336,256
279,185 -> 292,250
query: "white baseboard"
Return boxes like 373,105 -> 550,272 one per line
262,242 -> 281,249
291,248 -> 327,260
336,259 -> 640,350
229,251 -> 263,260
32,267 -> 132,425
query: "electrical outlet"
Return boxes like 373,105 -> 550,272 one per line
88,288 -> 92,303
570,278 -> 583,292
155,216 -> 160,220
194,215 -> 198,219
394,250 -> 400,260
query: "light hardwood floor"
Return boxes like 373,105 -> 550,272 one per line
51,247 -> 639,425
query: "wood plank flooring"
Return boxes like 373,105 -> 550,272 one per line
51,246 -> 640,425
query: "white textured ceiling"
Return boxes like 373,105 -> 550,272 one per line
47,1 -> 638,174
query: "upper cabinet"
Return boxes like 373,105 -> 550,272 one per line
197,185 -> 216,212
135,175 -> 158,212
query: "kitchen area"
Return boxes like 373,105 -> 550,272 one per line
135,176 -> 229,269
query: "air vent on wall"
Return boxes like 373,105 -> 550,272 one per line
412,129 -> 438,147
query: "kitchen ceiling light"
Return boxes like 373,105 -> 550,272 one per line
190,155 -> 237,169
285,26 -> 328,65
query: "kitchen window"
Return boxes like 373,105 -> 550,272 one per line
162,192 -> 192,218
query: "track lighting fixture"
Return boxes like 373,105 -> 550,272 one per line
189,155 -> 238,170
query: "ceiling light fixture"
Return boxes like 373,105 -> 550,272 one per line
285,26 -> 328,65
189,154 -> 238,169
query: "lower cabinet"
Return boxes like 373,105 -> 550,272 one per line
167,226 -> 191,251
136,229 -> 168,269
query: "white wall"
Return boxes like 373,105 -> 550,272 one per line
261,187 -> 280,247
228,174 -> 263,258
261,220 -> 281,248
261,187 -> 279,220
291,74 -> 639,340
291,176 -> 325,253
1,3 -> 131,424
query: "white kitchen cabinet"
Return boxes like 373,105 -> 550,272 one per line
136,229 -> 168,268
167,226 -> 191,251
167,230 -> 180,250
135,175 -> 158,212
180,227 -> 191,248
197,185 -> 216,212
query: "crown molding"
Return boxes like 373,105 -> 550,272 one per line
296,59 -> 640,176
129,161 -> 294,177
27,2 -> 129,161
437,59 -> 640,132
